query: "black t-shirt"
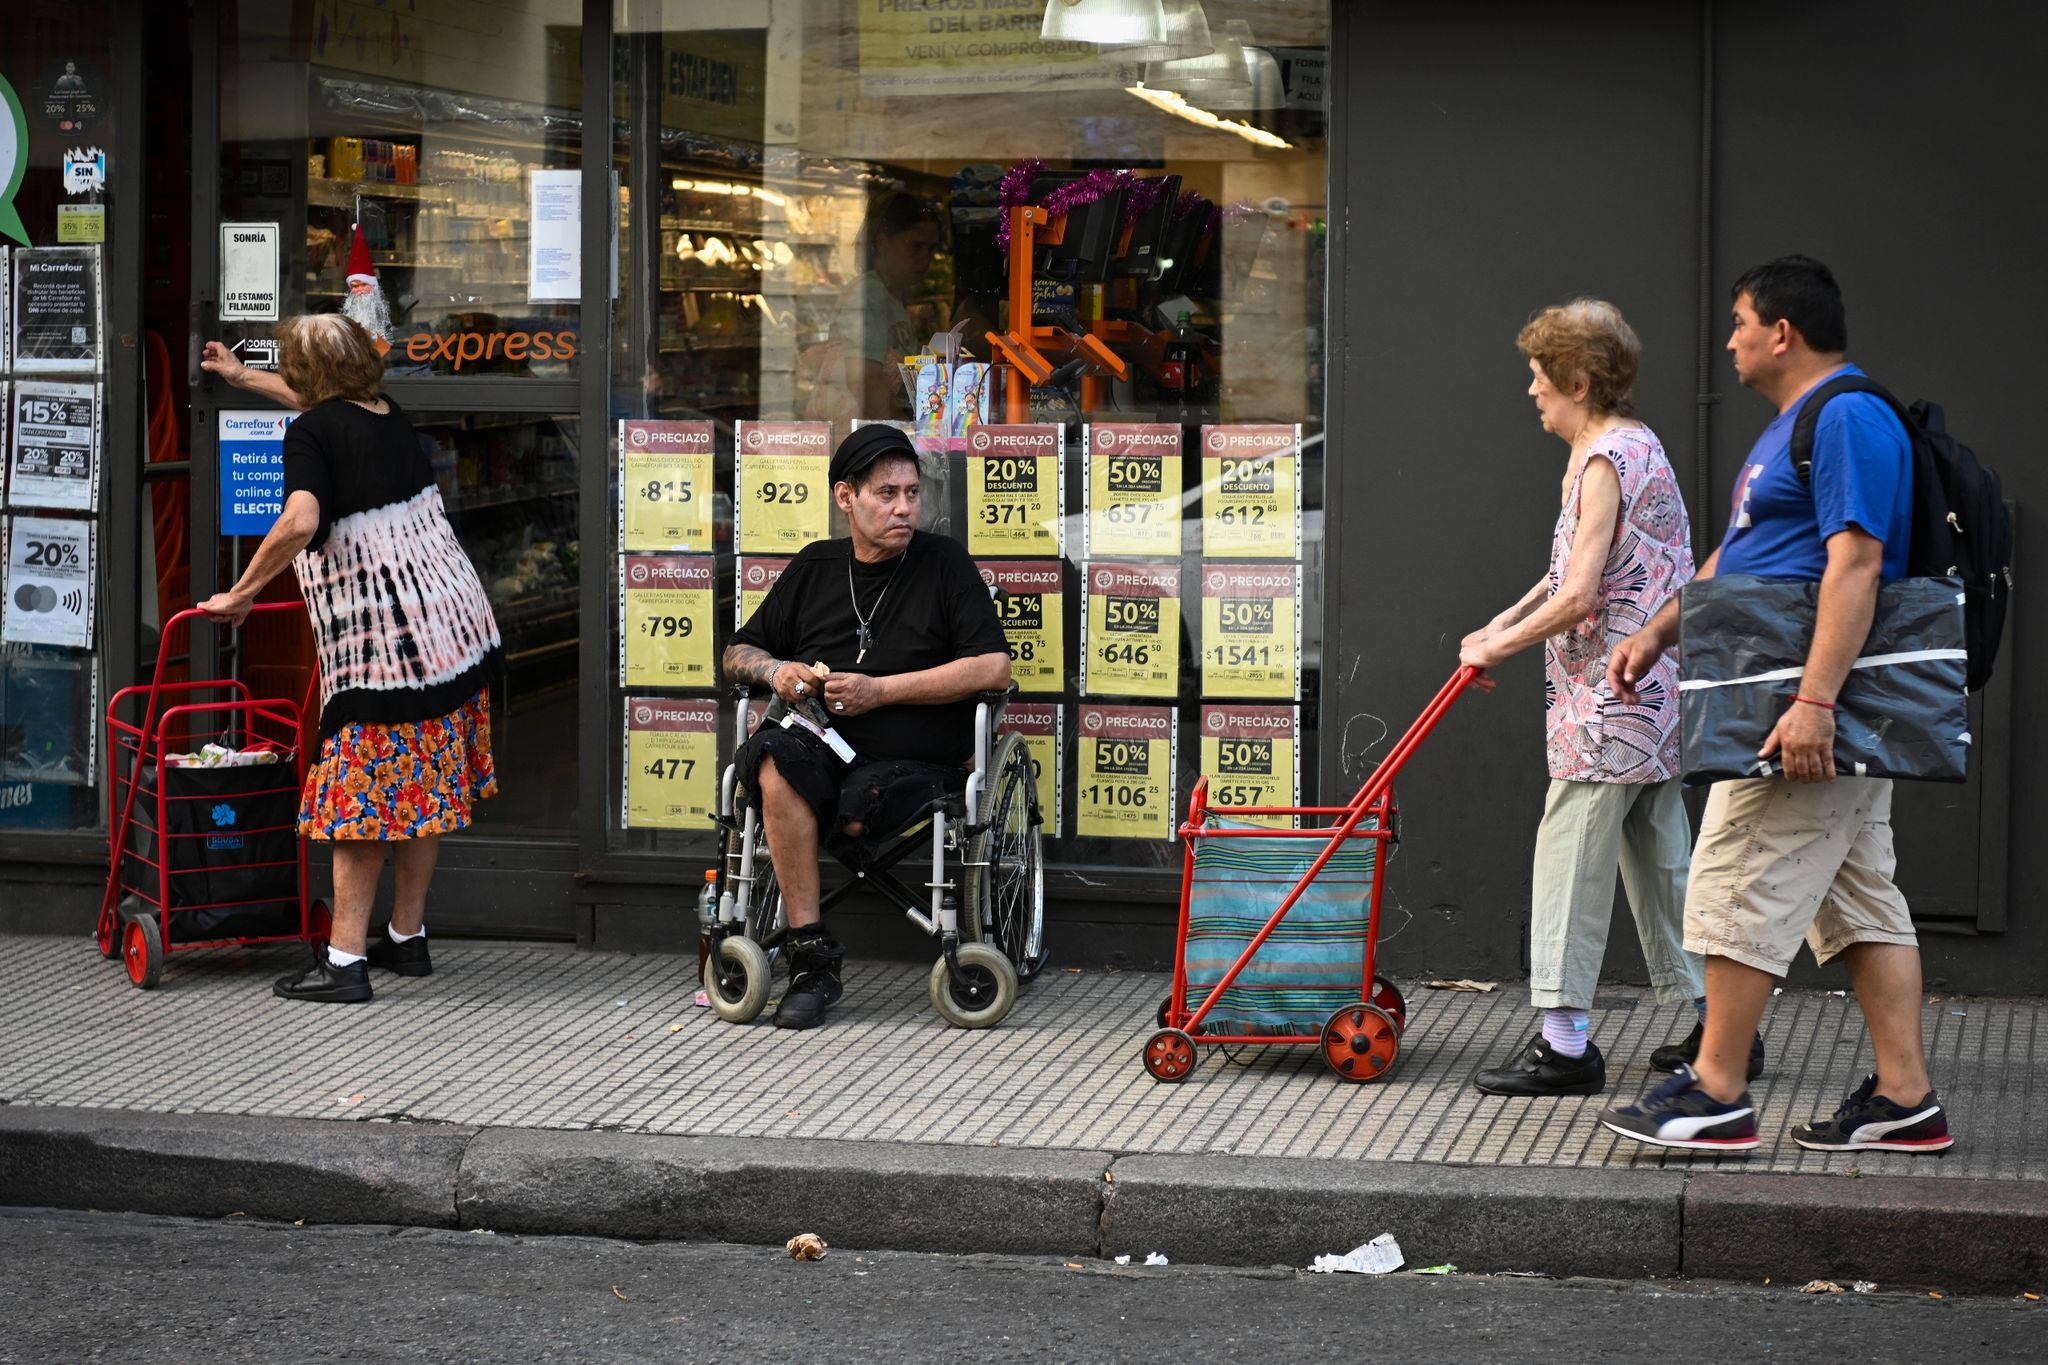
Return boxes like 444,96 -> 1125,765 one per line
731,532 -> 1008,765
282,396 -> 433,551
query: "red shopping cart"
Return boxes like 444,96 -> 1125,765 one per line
1143,666 -> 1480,1084
96,605 -> 327,989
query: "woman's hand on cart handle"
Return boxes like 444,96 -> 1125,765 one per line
198,589 -> 255,627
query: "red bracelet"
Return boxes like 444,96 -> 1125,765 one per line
1792,695 -> 1835,711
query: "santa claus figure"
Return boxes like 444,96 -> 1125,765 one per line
342,223 -> 392,355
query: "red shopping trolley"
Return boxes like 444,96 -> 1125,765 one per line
1143,666 -> 1480,1083
96,605 -> 328,989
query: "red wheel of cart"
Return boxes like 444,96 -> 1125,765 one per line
1371,976 -> 1407,1031
1143,1028 -> 1198,1082
123,915 -> 164,991
96,906 -> 120,959
308,898 -> 333,942
1320,1002 -> 1400,1082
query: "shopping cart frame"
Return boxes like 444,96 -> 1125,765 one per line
1144,666 -> 1480,1083
95,605 -> 327,989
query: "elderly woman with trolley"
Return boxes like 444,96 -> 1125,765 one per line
201,315 -> 504,1004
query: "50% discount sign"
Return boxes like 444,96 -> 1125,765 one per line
1085,424 -> 1182,556
1199,705 -> 1300,827
1200,563 -> 1299,699
1083,561 -> 1180,698
1074,704 -> 1176,840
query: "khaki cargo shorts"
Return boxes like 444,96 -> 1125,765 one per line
1683,775 -> 1917,976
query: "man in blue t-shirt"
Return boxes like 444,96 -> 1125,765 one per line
1596,256 -> 1953,1156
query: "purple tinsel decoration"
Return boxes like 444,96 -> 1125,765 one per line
1170,189 -> 1206,220
994,162 -> 1133,250
994,158 -> 1047,250
1121,175 -> 1172,227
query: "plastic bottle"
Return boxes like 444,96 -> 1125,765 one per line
695,868 -> 719,975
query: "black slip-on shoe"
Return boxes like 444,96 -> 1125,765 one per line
1474,1034 -> 1607,1097
773,934 -> 845,1030
366,933 -> 433,977
1649,1021 -> 1765,1080
274,951 -> 372,1003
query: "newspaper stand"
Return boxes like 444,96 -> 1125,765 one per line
1145,667 -> 1479,1083
95,605 -> 327,989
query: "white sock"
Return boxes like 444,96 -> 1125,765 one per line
386,924 -> 425,943
326,945 -> 367,968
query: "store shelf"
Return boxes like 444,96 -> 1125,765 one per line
308,177 -> 456,208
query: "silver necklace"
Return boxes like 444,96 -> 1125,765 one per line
848,552 -> 904,664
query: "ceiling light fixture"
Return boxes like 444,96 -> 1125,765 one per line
1203,21 -> 1285,111
1041,0 -> 1168,46
1125,83 -> 1291,149
1099,0 -> 1213,62
1142,17 -> 1249,94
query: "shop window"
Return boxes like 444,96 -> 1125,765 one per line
605,2 -> 1331,879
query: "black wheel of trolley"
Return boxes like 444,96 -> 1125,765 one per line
122,914 -> 164,991
1143,1028 -> 1199,1082
721,797 -> 788,954
965,732 -> 1049,979
1371,976 -> 1407,1031
1320,1003 -> 1401,1082
1154,996 -> 1205,1035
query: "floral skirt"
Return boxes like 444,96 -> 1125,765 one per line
299,689 -> 498,840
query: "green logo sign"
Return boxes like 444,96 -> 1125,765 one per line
0,74 -> 30,245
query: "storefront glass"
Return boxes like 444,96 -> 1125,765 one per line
604,1 -> 1331,877
0,0 -> 119,837
214,2 -> 588,839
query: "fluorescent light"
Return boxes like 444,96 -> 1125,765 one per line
1041,0 -> 1168,46
1125,83 -> 1291,149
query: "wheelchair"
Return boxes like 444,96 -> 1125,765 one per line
704,685 -> 1048,1029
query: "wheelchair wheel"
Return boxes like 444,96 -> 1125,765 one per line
928,942 -> 1017,1029
964,732 -> 1049,980
704,935 -> 772,1023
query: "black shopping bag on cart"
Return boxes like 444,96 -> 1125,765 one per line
1678,574 -> 1970,784
124,759 -> 302,942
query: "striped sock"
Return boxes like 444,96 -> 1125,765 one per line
1541,1007 -> 1590,1058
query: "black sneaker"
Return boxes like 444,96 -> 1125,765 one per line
1791,1074 -> 1954,1153
773,932 -> 845,1030
1649,1020 -> 1766,1080
274,949 -> 373,1003
1474,1034 -> 1606,1097
366,933 -> 433,977
1599,1065 -> 1759,1153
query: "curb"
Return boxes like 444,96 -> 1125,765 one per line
4,1106 -> 2043,1293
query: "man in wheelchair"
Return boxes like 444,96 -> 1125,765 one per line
722,425 -> 1012,1028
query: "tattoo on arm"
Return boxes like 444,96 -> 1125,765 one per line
723,644 -> 782,688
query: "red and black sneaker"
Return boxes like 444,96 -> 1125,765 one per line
1791,1074 -> 1954,1153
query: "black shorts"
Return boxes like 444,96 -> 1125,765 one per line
735,723 -> 966,849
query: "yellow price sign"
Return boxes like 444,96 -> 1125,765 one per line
736,556 -> 793,629
966,424 -> 1063,556
1075,703 -> 1176,840
736,420 -> 831,553
621,555 -> 716,687
1200,705 -> 1300,828
1200,563 -> 1300,699
1000,702 -> 1063,839
979,559 -> 1065,694
622,697 -> 719,830
1085,423 -> 1182,556
1201,425 -> 1300,558
1083,560 -> 1180,698
621,420 -> 715,550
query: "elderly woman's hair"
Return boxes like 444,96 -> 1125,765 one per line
276,314 -> 384,407
1516,298 -> 1640,417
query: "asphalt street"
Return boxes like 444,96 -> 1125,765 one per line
0,1209 -> 2039,1363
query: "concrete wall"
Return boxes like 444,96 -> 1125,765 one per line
1326,1 -> 2042,994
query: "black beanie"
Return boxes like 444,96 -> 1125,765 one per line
829,424 -> 918,487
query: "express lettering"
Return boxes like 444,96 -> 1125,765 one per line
404,329 -> 580,371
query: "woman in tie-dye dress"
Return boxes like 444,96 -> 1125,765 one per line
1457,300 -> 1706,1098
200,314 -> 503,1004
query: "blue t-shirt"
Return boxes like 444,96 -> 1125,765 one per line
1717,365 -> 1913,581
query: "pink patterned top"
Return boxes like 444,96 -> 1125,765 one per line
1544,427 -> 1693,782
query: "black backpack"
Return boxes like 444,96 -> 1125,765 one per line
1790,373 -> 2014,692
